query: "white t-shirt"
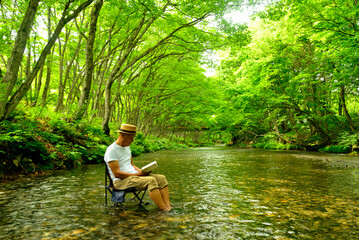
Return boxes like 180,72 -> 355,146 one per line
104,142 -> 138,182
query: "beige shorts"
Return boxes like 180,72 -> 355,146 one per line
114,174 -> 168,192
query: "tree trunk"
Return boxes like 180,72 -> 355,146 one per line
338,94 -> 343,116
41,56 -> 52,107
102,78 -> 113,135
30,64 -> 43,107
42,7 -> 53,107
55,28 -> 71,112
75,0 -> 104,120
1,0 -> 94,120
0,0 -> 40,119
340,85 -> 356,131
89,64 -> 106,124
54,39 -> 65,112
66,63 -> 85,108
25,42 -> 32,105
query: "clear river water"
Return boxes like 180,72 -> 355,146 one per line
1,147 -> 359,239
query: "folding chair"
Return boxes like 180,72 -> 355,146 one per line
104,164 -> 147,208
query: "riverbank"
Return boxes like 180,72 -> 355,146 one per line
2,110 -> 358,179
250,137 -> 359,154
0,111 -> 191,180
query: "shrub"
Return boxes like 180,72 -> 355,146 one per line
252,133 -> 301,150
0,111 -> 114,177
131,144 -> 144,156
319,145 -> 351,153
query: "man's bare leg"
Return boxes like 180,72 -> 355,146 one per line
149,189 -> 170,211
159,187 -> 171,209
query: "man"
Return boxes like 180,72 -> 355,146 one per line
104,124 -> 171,211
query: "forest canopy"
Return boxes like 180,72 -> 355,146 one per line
213,0 -> 359,152
0,0 -> 248,133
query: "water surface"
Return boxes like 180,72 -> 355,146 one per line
1,147 -> 359,239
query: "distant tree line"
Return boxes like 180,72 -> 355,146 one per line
214,0 -> 359,151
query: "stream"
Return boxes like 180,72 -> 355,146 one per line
1,147 -> 359,239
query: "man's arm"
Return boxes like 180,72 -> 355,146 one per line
108,160 -> 147,179
131,157 -> 150,176
131,157 -> 141,172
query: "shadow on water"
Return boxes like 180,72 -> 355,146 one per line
1,147 -> 359,239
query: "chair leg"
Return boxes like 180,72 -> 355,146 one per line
105,187 -> 114,206
132,190 -> 147,205
114,202 -> 126,209
139,190 -> 146,203
105,187 -> 148,207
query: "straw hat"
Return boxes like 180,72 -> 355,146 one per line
116,124 -> 137,135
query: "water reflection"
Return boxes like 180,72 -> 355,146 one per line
0,147 -> 359,239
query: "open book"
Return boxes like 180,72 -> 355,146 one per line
141,161 -> 158,173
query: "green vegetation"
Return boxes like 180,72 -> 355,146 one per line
1,0 -> 359,177
211,0 -> 359,154
0,109 -> 197,178
0,109 -> 108,178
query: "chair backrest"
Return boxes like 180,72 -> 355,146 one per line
105,164 -> 114,188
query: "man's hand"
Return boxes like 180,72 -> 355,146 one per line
135,170 -> 149,176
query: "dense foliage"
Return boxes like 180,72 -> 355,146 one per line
212,0 -> 359,153
0,109 -> 109,177
0,0 -> 244,135
0,108 -> 200,178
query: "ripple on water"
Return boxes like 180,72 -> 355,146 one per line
1,148 -> 359,239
